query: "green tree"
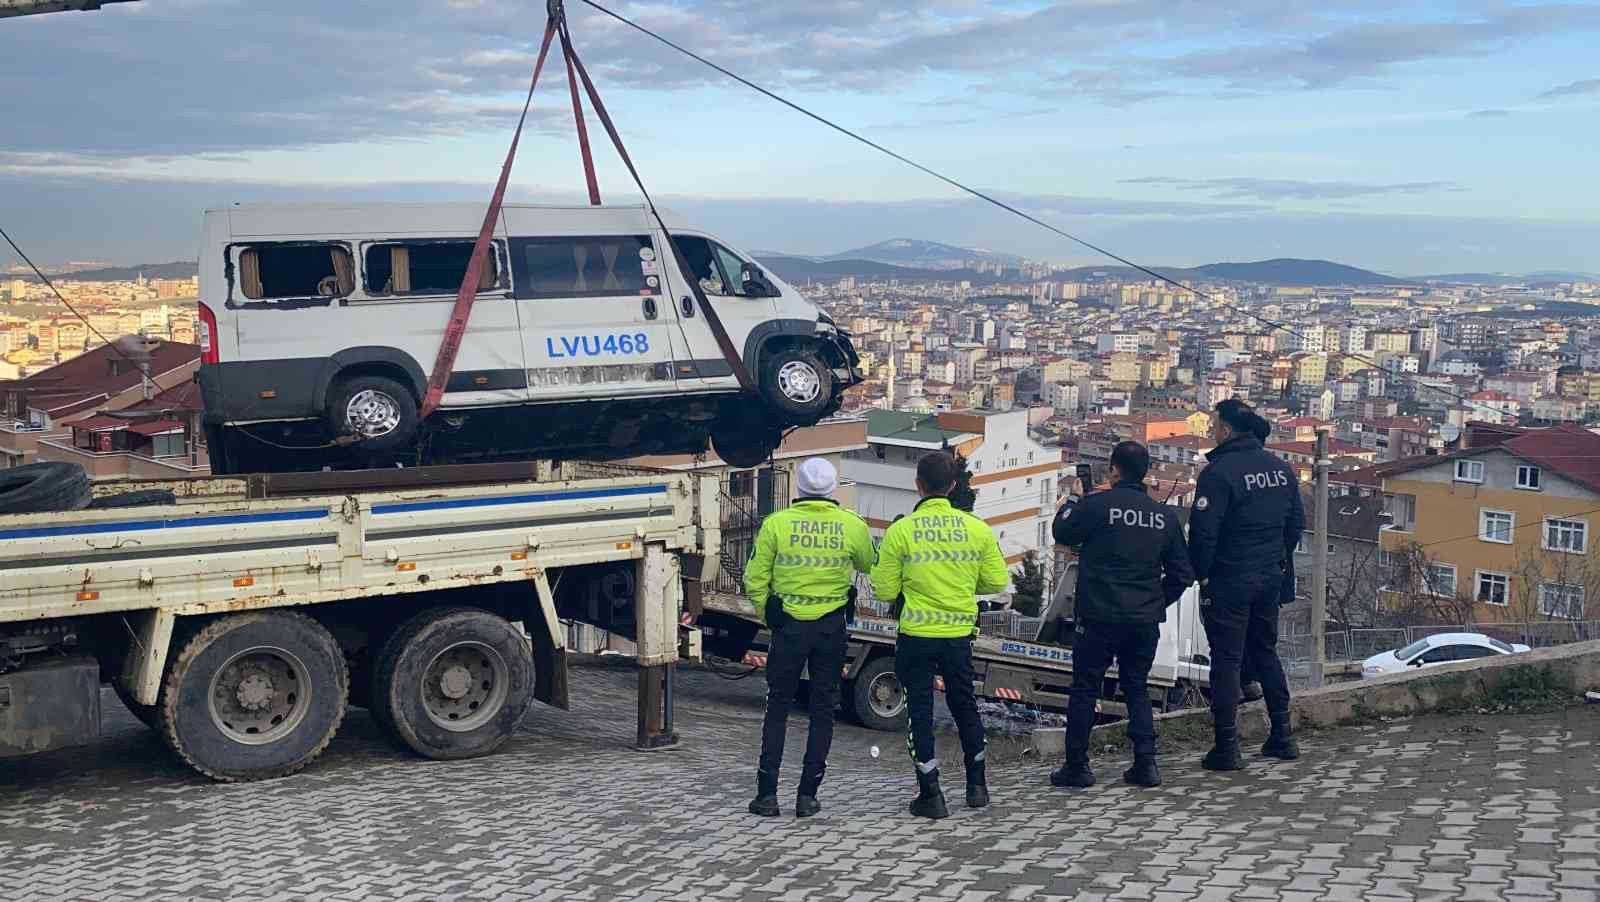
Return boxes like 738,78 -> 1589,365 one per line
942,442 -> 978,513
1010,551 -> 1045,616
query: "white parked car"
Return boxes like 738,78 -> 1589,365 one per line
1362,632 -> 1531,677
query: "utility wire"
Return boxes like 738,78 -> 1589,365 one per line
0,224 -> 141,367
578,0 -> 1518,424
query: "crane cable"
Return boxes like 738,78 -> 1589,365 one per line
576,0 -> 1519,425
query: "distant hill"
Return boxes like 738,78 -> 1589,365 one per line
1190,259 -> 1406,286
823,239 -> 1023,270
1415,270 -> 1599,286
757,254 -> 1009,286
15,261 -> 198,282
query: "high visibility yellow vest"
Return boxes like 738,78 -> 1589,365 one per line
870,497 -> 1010,638
745,499 -> 876,622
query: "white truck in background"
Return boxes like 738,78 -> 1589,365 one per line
0,461 -> 717,780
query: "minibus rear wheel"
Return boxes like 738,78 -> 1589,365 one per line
326,374 -> 419,453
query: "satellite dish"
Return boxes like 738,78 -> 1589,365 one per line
1439,423 -> 1461,444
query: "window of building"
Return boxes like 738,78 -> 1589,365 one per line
1479,509 -> 1514,544
513,235 -> 659,299
1453,459 -> 1484,484
1383,493 -> 1417,532
1539,582 -> 1584,619
1425,563 -> 1457,598
728,470 -> 754,498
1544,518 -> 1588,554
1516,465 -> 1542,490
1476,570 -> 1509,606
237,243 -> 354,300
363,241 -> 498,296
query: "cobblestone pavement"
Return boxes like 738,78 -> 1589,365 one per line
3,660 -> 1598,901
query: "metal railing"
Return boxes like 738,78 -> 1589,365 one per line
710,467 -> 791,595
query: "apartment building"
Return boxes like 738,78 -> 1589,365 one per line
843,408 -> 1062,568
1378,426 -> 1600,624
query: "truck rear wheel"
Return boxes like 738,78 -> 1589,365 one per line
113,678 -> 161,730
371,607 -> 534,761
159,612 -> 348,782
851,656 -> 906,732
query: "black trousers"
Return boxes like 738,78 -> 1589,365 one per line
1203,579 -> 1292,733
1066,620 -> 1159,762
896,634 -> 986,776
758,607 -> 847,792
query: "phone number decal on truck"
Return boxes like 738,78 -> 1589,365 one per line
999,640 -> 1073,664
545,333 -> 651,358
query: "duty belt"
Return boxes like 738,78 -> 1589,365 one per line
902,549 -> 984,563
900,608 -> 978,627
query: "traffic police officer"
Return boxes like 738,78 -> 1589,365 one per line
871,451 -> 1009,819
1189,398 -> 1305,770
745,458 -> 876,818
1050,441 -> 1194,788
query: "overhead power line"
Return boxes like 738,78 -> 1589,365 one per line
578,0 -> 1519,424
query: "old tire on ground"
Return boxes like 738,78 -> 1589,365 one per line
759,345 -> 834,423
325,374 -> 418,454
710,419 -> 780,469
0,462 -> 91,514
852,656 -> 906,733
90,489 -> 178,509
371,607 -> 534,761
159,611 -> 348,782
113,678 -> 162,730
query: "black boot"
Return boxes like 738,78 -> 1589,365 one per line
909,767 -> 949,819
795,768 -> 824,818
1123,755 -> 1161,787
1261,709 -> 1300,760
965,759 -> 989,809
1202,727 -> 1244,772
748,767 -> 780,817
1050,755 -> 1095,788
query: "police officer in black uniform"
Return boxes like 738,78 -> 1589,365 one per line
1050,441 -> 1194,788
1189,399 -> 1305,770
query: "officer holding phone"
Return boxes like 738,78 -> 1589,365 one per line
1050,441 -> 1194,788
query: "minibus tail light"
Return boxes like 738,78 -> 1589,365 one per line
197,302 -> 219,364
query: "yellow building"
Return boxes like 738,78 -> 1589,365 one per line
1107,352 -> 1141,384
1379,426 -> 1600,624
1291,353 -> 1328,386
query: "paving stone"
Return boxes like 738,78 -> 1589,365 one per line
0,674 -> 1595,901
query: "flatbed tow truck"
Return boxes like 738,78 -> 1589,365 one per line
0,461 -> 717,780
693,558 -> 1212,732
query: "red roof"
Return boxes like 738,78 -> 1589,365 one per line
1498,426 -> 1600,495
4,338 -> 199,415
128,419 -> 185,436
71,415 -> 128,431
1268,439 -> 1369,456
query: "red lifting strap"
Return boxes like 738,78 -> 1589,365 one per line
421,6 -> 754,420
420,19 -> 558,419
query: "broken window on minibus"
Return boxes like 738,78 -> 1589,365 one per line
364,241 -> 496,296
238,244 -> 354,300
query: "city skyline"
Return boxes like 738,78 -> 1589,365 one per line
2,1 -> 1598,273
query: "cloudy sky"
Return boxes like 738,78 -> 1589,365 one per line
2,0 -> 1598,275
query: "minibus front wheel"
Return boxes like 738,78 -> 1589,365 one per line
326,374 -> 419,453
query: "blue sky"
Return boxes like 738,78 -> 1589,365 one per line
2,0 -> 1598,274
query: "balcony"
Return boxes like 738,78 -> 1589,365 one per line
36,438 -> 208,480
